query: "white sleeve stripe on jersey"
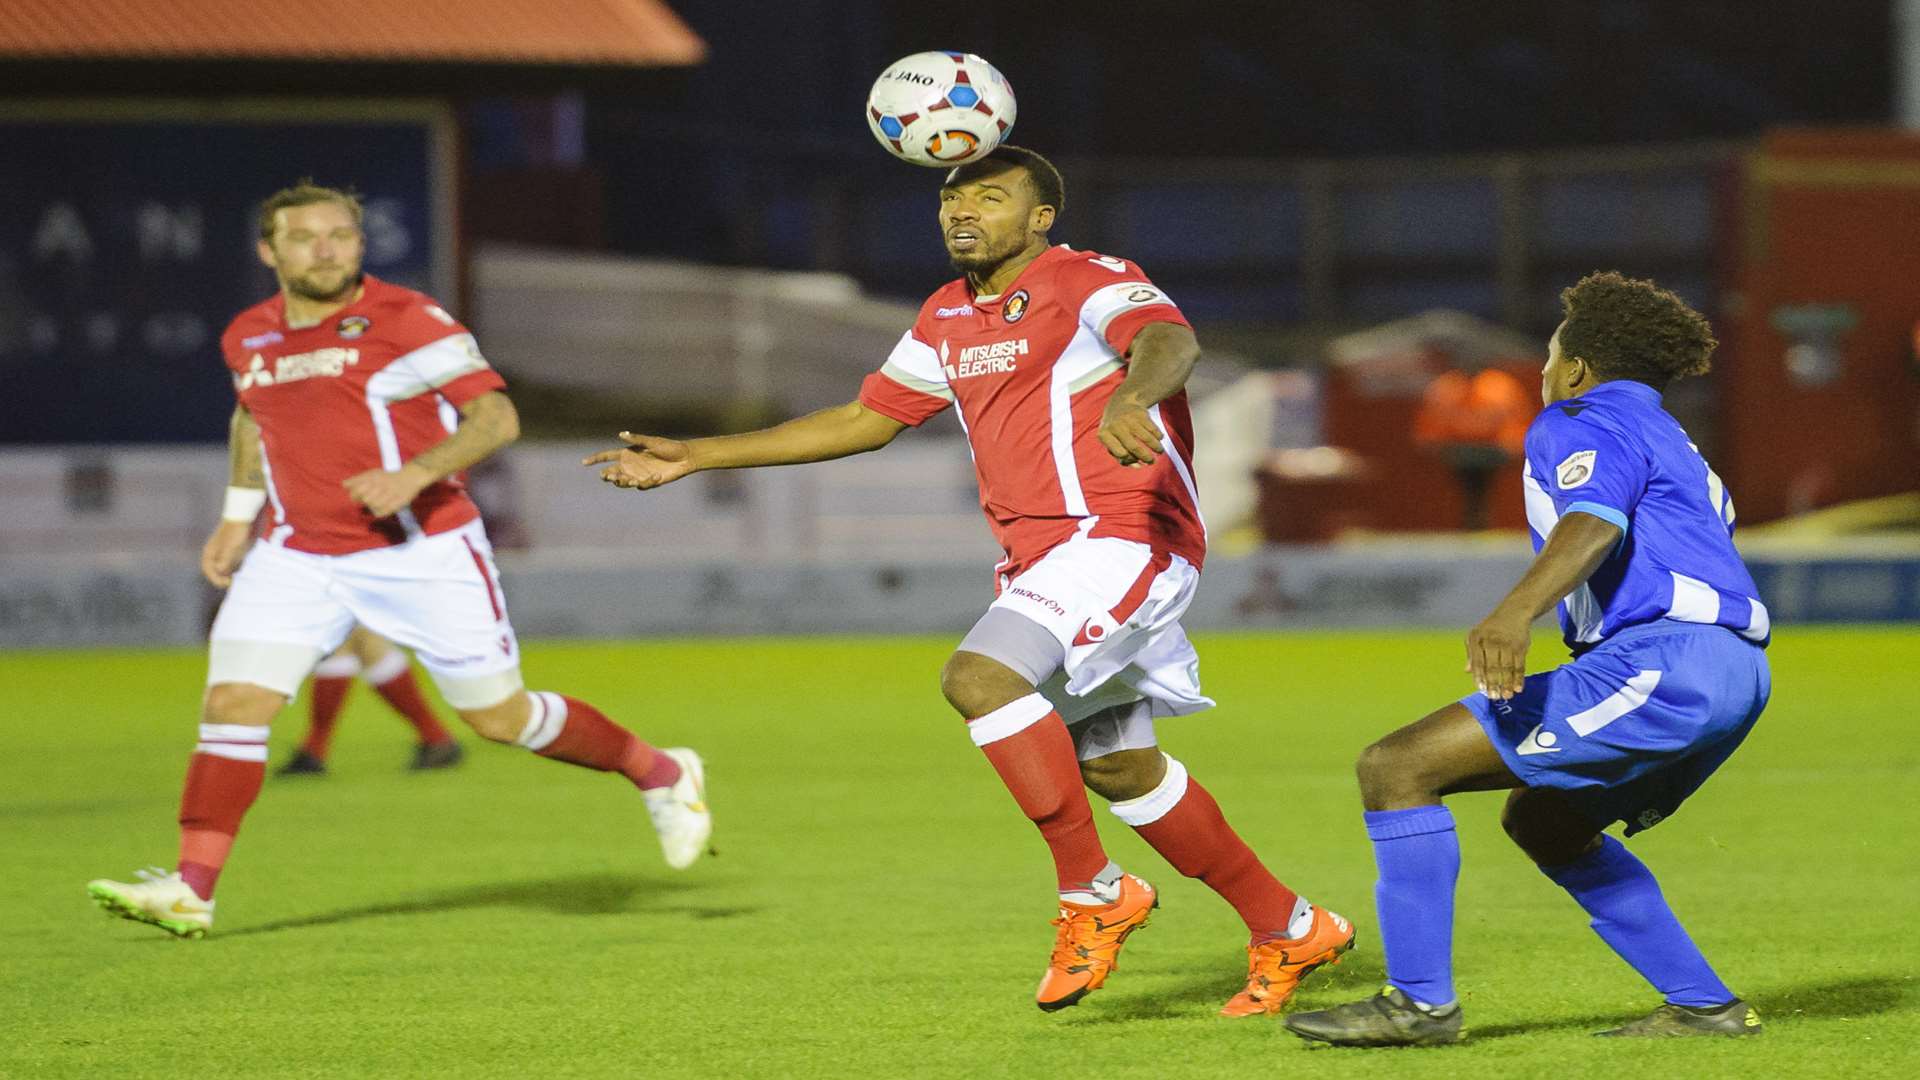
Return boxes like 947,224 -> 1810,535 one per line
881,329 -> 948,385
373,361 -> 488,403
1080,280 -> 1177,339
879,360 -> 956,401
425,359 -> 487,388
1054,321 -> 1123,389
1066,358 -> 1124,395
369,333 -> 491,403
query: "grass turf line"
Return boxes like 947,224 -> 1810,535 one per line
2,628 -> 1915,1078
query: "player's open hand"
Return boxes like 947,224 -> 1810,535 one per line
1099,401 -> 1164,468
343,464 -> 433,519
1466,607 -> 1532,700
583,431 -> 696,490
200,519 -> 254,588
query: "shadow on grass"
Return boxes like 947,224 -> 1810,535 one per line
213,873 -> 758,938
1468,974 -> 1914,1041
1749,975 -> 1915,1022
4,797 -> 162,819
1063,952 -> 1388,1024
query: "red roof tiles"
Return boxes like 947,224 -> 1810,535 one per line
0,0 -> 706,66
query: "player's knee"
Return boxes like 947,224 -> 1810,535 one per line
1354,739 -> 1396,789
940,650 -> 1031,720
1080,748 -> 1165,802
202,682 -> 283,727
1355,738 -> 1419,807
456,691 -> 530,743
345,627 -> 391,666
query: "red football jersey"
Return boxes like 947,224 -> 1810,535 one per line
859,245 -> 1205,577
221,275 -> 507,555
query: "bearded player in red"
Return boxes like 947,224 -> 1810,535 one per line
86,183 -> 712,938
588,147 -> 1352,1015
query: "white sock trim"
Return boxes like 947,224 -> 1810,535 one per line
1284,896 -> 1316,940
360,649 -> 409,685
1108,753 -> 1190,827
196,743 -> 269,762
313,654 -> 362,679
514,690 -> 567,751
967,693 -> 1056,747
195,722 -> 270,763
198,723 -> 270,743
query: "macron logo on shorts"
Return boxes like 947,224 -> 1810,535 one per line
1516,724 -> 1563,755
1072,617 -> 1117,647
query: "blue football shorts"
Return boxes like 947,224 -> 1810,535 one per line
1462,620 -> 1770,834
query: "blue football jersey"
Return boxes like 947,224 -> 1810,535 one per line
1521,379 -> 1769,651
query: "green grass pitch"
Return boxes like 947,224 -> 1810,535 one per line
3,628 -> 1915,1078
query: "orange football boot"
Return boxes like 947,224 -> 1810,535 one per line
1220,905 -> 1356,1017
1035,873 -> 1158,1012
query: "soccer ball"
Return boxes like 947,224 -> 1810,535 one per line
865,51 -> 1016,167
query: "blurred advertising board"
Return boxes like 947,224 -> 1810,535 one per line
0,99 -> 455,444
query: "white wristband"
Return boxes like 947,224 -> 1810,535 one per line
222,486 -> 268,522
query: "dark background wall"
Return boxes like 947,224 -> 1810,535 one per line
581,1 -> 1891,270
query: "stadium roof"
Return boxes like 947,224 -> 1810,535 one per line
0,0 -> 706,66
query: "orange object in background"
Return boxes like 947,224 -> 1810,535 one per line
1413,368 -> 1533,456
1288,314 -> 1542,539
1724,130 -> 1920,522
1413,366 -> 1535,530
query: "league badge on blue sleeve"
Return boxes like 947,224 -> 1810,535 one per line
1556,450 -> 1597,489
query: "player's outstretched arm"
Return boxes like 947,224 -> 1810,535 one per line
1467,511 -> 1624,700
585,400 -> 907,491
1099,322 -> 1201,467
202,405 -> 265,587
343,391 -> 521,518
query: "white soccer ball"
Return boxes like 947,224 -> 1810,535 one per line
865,51 -> 1017,167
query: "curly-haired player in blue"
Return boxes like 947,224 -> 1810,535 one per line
1287,272 -> 1771,1045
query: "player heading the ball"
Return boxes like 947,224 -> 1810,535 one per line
588,146 -> 1354,1016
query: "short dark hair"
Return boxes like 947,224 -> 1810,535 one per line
257,180 -> 364,241
1558,271 -> 1716,388
945,144 -> 1066,218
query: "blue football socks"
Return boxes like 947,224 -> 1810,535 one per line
1542,834 -> 1735,1007
1364,805 -> 1461,1007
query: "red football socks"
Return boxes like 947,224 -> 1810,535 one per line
364,658 -> 456,747
968,695 -> 1110,893
1120,763 -> 1299,938
176,724 -> 270,900
300,674 -> 354,759
522,692 -> 680,791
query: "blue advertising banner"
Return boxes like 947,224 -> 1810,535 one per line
0,100 -> 455,444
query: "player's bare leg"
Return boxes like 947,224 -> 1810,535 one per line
88,681 -> 285,937
1080,744 -> 1352,1016
941,650 -> 1151,1011
456,689 -> 711,869
1502,787 -> 1759,1037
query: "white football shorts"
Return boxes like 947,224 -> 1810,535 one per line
984,533 -> 1213,753
206,518 -> 523,709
